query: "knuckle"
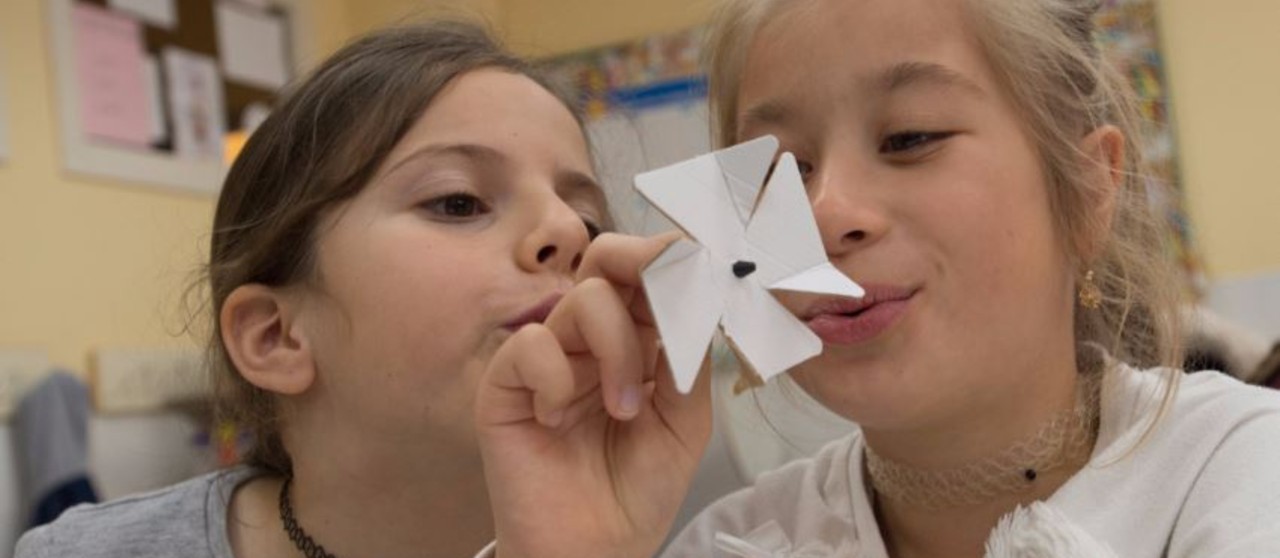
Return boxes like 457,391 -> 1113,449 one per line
579,233 -> 619,265
576,276 -> 612,296
512,323 -> 553,349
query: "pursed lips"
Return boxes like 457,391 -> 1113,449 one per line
503,293 -> 565,331
800,284 -> 917,320
799,284 -> 918,345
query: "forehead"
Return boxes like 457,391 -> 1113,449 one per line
385,68 -> 592,171
739,0 -> 997,113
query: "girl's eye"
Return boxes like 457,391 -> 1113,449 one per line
583,219 -> 603,241
423,193 -> 489,218
767,158 -> 815,181
880,131 -> 955,154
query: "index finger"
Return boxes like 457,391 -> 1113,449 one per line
576,231 -> 682,287
576,232 -> 682,327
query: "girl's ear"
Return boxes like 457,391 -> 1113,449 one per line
1077,124 -> 1126,262
220,284 -> 316,396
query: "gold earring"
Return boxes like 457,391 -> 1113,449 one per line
1079,270 -> 1102,310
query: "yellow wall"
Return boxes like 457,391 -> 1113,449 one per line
340,0 -> 711,56
340,0 -> 503,39
292,0 -> 354,68
0,1 -> 212,369
499,0 -> 715,56
0,0 -> 351,370
1158,0 -> 1280,279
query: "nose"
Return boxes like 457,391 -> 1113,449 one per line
517,193 -> 590,274
809,154 -> 889,258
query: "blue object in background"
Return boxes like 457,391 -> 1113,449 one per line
14,372 -> 99,528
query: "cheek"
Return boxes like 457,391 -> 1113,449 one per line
327,231 -> 507,367
372,256 -> 497,351
912,142 -> 1065,305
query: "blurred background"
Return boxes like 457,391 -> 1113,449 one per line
1,0 -> 1278,555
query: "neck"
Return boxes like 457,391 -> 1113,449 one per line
865,350 -> 1082,470
286,443 -> 492,558
229,451 -> 493,558
235,402 -> 495,558
863,347 -> 1100,557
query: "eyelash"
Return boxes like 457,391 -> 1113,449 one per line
766,159 -> 816,181
583,220 -> 603,240
425,192 -> 603,242
422,192 -> 490,219
768,131 -> 952,183
880,131 -> 955,155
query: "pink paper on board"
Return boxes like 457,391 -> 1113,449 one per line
72,3 -> 154,148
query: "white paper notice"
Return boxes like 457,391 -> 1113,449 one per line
108,0 -> 178,29
71,3 -> 155,148
163,47 -> 226,161
215,2 -> 290,90
142,56 -> 167,145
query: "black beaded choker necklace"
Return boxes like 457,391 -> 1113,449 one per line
279,477 -> 338,558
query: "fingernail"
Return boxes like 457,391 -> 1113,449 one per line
543,409 -> 564,428
619,385 -> 641,418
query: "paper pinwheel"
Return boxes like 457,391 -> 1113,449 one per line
635,135 -> 865,394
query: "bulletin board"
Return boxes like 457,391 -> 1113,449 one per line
47,0 -> 293,194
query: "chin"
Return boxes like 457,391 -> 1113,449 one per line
790,352 -> 918,425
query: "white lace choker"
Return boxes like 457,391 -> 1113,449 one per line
865,371 -> 1102,510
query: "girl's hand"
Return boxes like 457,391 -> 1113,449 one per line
475,233 -> 713,558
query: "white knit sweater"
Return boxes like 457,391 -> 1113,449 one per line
663,365 -> 1280,558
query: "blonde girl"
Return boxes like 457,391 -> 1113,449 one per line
475,1 -> 1280,556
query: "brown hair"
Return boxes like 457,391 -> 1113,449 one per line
705,0 -> 1185,374
206,21 -> 587,474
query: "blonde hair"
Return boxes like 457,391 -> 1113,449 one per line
705,0 -> 1185,377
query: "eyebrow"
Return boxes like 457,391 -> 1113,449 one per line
556,169 -> 603,196
738,61 -> 986,133
739,101 -> 790,135
880,61 -> 986,97
381,142 -> 506,179
555,169 -> 608,220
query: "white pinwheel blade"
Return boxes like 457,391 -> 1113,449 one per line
634,136 -> 780,258
768,263 -> 865,298
715,135 -> 780,224
635,154 -> 745,258
642,238 -> 726,394
743,153 -> 825,285
721,283 -> 824,384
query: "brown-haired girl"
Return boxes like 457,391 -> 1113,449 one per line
474,1 -> 1280,556
18,21 -> 607,558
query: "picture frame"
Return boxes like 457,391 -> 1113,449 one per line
48,0 -> 223,193
46,0 -> 295,194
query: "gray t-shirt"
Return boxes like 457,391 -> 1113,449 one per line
15,466 -> 263,558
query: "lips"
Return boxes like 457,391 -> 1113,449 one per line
503,293 -> 564,331
801,285 -> 917,345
